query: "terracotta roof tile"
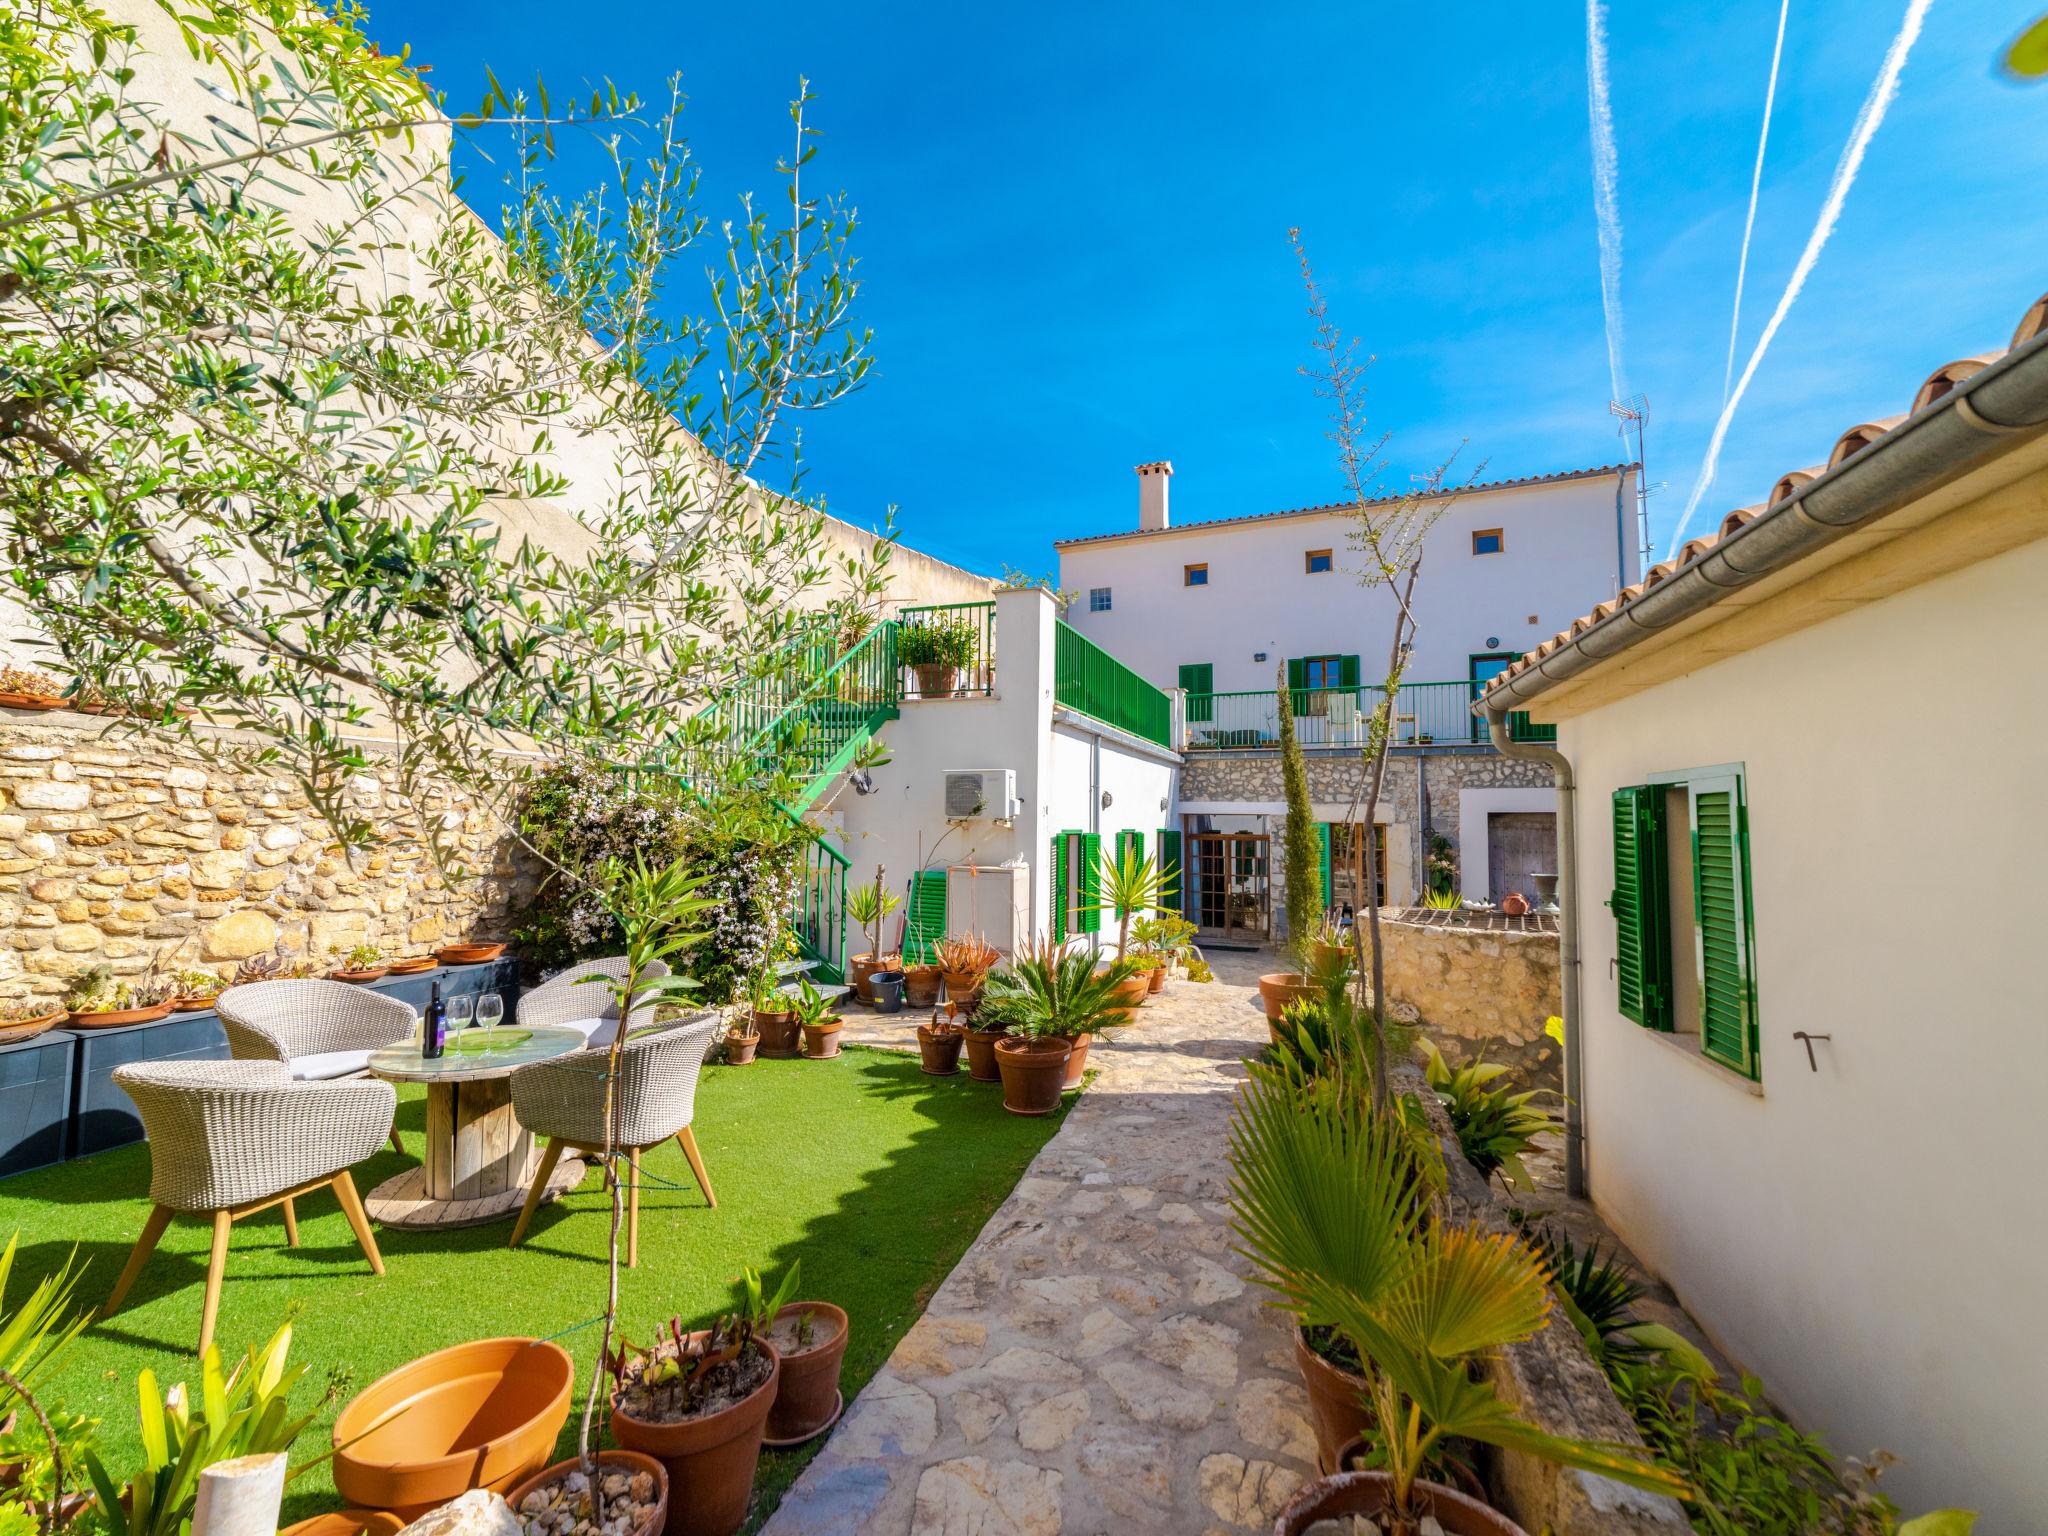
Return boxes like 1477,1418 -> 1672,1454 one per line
1052,462 -> 1637,548
1480,290 -> 2048,700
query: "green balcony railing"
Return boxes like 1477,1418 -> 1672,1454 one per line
897,601 -> 996,697
1055,622 -> 1172,747
1182,684 -> 1555,751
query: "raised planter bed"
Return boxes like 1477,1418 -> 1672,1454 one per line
0,1029 -> 76,1178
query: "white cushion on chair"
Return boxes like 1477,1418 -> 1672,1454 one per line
290,1049 -> 376,1081
555,1016 -> 617,1049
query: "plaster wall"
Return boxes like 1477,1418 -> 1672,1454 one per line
1559,532 -> 2047,1530
1057,470 -> 1636,697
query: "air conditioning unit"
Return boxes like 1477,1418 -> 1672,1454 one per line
943,768 -> 1019,821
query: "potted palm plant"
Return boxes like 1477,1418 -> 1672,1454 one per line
1231,1070 -> 1688,1535
845,872 -> 901,1003
991,1009 -> 1072,1117
963,990 -> 1025,1082
983,937 -> 1135,1092
1090,843 -> 1168,1015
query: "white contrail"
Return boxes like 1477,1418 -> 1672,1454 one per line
1723,0 -> 1792,407
1586,0 -> 1626,403
1669,0 -> 1933,558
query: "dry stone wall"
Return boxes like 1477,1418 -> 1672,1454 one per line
1380,915 -> 1563,1089
0,714 -> 531,1003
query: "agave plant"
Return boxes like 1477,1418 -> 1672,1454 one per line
1228,1071 -> 1687,1532
982,938 -> 1137,1040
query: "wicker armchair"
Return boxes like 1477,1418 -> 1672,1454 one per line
516,957 -> 669,1051
104,1060 -> 395,1354
217,978 -> 416,1154
506,1014 -> 719,1266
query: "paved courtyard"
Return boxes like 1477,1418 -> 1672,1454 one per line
769,949 -> 1318,1536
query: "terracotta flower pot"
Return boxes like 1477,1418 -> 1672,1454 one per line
963,1024 -> 1007,1082
911,663 -> 964,698
1271,1469 -> 1527,1536
330,967 -> 391,984
940,969 -> 984,1007
1258,972 -> 1317,1023
917,1024 -> 964,1076
505,1449 -> 669,1536
331,1337 -> 574,1518
753,1007 -> 798,1058
280,1512 -> 407,1536
848,954 -> 896,1003
725,1032 -> 760,1065
387,957 -> 439,975
801,1018 -> 843,1059
436,943 -> 506,964
1104,971 -> 1149,1021
1055,1033 -> 1090,1090
0,693 -> 64,712
0,1012 -> 64,1046
610,1338 -> 780,1536
67,1002 -> 175,1029
1146,962 -> 1168,995
1294,1328 -> 1375,1475
995,1035 -> 1071,1116
764,1302 -> 849,1445
904,965 -> 942,1007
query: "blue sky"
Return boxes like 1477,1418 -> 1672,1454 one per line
371,1 -> 2048,577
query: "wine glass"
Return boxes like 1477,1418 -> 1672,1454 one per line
477,991 -> 504,1047
448,992 -> 474,1041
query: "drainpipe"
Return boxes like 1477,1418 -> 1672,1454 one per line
1486,706 -> 1586,1199
1613,463 -> 1630,593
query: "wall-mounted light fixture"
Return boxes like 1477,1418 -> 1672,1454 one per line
1100,790 -> 1114,809
1485,636 -> 1501,650
1253,651 -> 1268,663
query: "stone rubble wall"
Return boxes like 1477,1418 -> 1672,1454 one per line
1182,748 -> 1552,918
1381,916 -> 1563,1091
0,715 -> 531,1001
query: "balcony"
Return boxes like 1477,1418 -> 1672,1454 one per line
1181,683 -> 1555,752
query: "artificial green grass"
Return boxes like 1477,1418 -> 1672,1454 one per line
0,1045 -> 1068,1531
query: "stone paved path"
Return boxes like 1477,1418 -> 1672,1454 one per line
766,949 -> 1317,1536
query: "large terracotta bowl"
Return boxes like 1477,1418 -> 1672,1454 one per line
331,1337 -> 574,1517
281,1513 -> 406,1536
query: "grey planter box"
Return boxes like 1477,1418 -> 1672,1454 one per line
0,1030 -> 77,1179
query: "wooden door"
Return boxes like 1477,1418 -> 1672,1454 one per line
1188,831 -> 1270,946
1487,812 -> 1557,905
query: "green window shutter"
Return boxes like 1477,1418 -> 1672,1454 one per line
1691,776 -> 1759,1078
905,870 -> 947,965
1157,829 -> 1181,914
1315,824 -> 1331,917
1179,664 -> 1214,723
1079,832 -> 1103,933
1338,655 -> 1361,692
1610,786 -> 1671,1030
1285,657 -> 1308,716
1050,834 -> 1069,943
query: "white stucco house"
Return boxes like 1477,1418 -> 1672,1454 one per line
1051,461 -> 1639,939
1475,292 -> 2048,1530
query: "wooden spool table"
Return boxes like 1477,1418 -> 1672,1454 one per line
364,1027 -> 590,1230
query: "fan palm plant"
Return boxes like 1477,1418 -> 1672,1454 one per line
1090,843 -> 1169,958
1228,1070 -> 1686,1533
984,937 -> 1137,1039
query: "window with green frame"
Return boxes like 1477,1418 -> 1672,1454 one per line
1286,654 -> 1359,715
1610,765 -> 1760,1079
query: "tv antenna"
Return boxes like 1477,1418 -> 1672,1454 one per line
1608,395 -> 1653,573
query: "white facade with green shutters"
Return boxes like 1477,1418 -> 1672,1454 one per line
1511,482 -> 2048,1531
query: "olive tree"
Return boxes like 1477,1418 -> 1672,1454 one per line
0,0 -> 889,856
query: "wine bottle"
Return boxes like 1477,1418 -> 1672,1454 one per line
423,979 -> 446,1059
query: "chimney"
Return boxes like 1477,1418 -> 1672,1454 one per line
1135,460 -> 1172,531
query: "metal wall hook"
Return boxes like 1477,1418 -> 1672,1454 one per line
1791,1031 -> 1832,1072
